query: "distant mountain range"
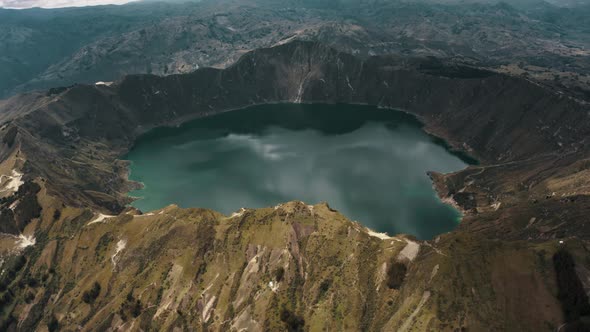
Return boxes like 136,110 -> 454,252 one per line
0,0 -> 589,100
0,0 -> 135,9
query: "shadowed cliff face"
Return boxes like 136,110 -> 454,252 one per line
21,41 -> 590,160
0,41 -> 589,331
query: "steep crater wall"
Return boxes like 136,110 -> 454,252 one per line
1,40 -> 589,239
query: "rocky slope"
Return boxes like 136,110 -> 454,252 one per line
0,41 -> 589,331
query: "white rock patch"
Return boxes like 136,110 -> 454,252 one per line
8,200 -> 19,211
87,213 -> 115,225
0,170 -> 24,193
367,229 -> 393,240
230,208 -> 246,218
268,280 -> 279,293
491,201 -> 502,211
398,240 -> 420,262
202,295 -> 217,322
111,239 -> 126,270
376,262 -> 388,291
429,264 -> 439,284
134,212 -> 155,218
346,75 -> 354,91
17,234 -> 35,249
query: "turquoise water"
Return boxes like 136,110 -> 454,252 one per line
126,103 -> 469,239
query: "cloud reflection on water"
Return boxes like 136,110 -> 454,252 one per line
129,116 -> 467,239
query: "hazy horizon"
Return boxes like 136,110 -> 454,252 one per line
0,0 -> 135,9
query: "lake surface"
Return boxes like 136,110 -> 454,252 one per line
126,104 -> 469,239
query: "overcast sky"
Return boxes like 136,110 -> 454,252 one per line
0,0 -> 135,8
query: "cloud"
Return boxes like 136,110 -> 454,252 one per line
0,0 -> 135,9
